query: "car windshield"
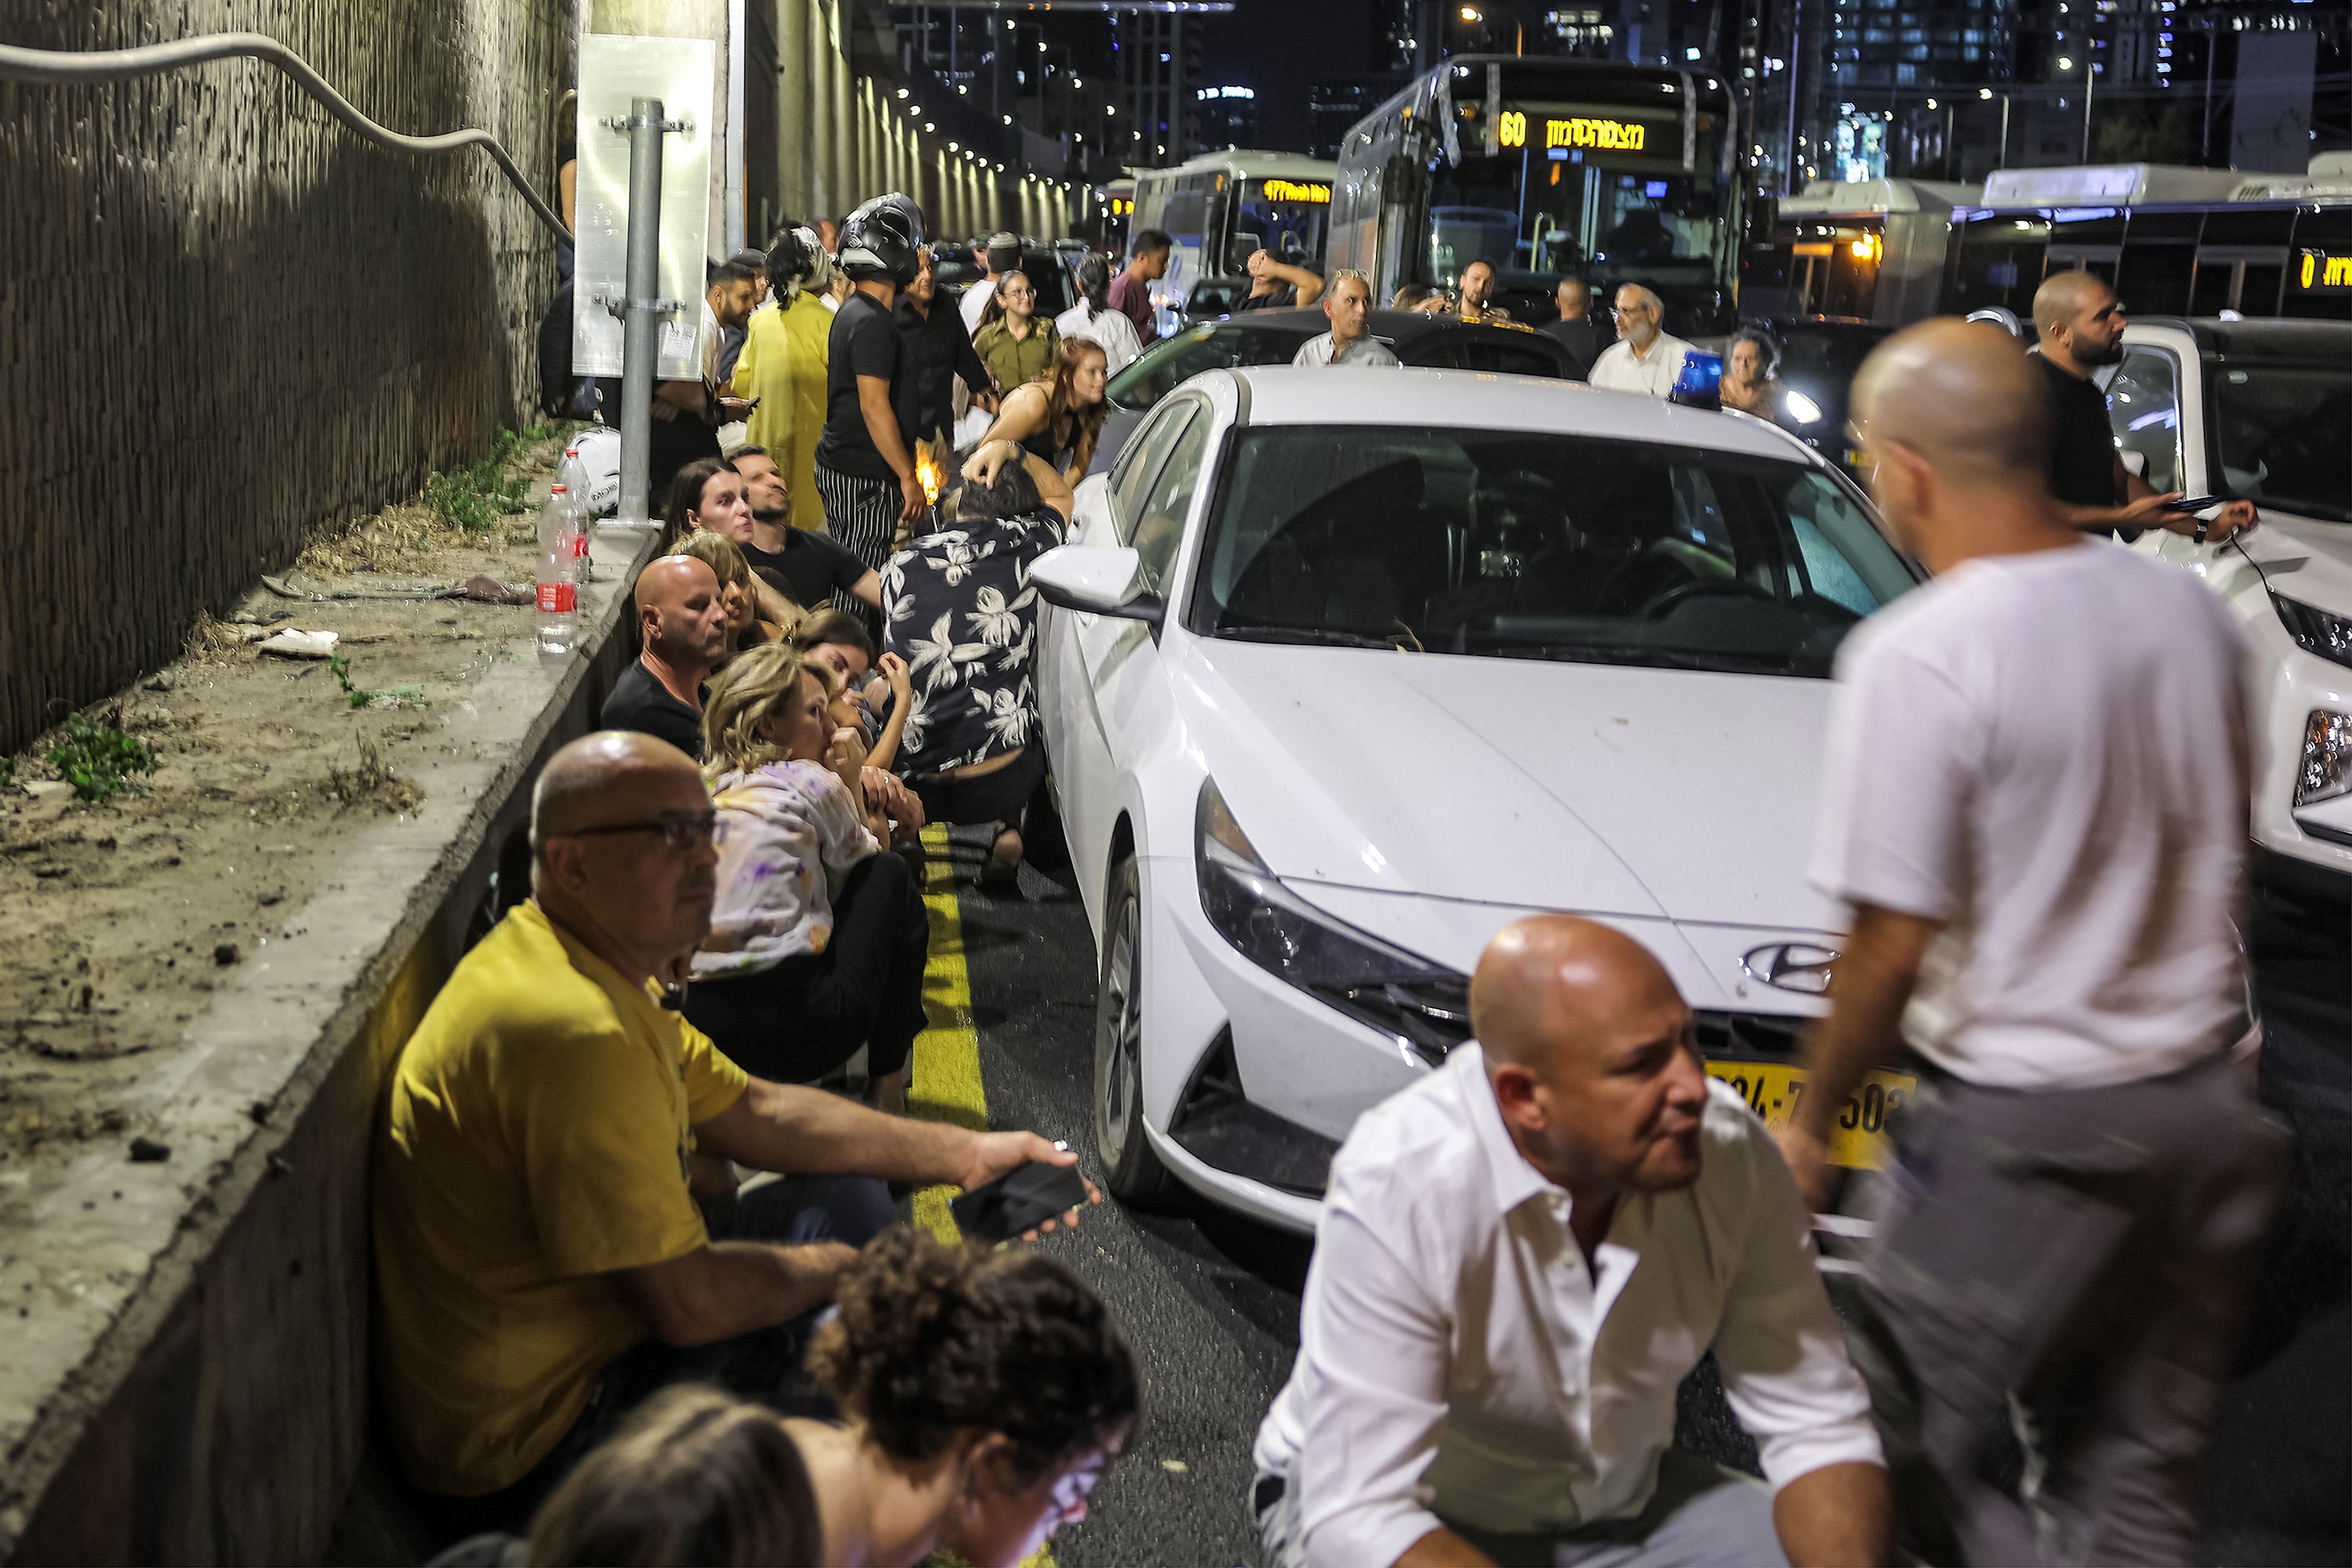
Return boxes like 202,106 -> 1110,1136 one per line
2209,363 -> 2352,524
1108,322 -> 1318,412
1190,426 -> 1915,677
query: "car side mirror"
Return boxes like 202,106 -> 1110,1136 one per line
1031,544 -> 1164,623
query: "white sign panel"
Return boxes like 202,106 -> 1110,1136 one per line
573,34 -> 717,380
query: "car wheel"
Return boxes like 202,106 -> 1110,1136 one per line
1094,856 -> 1176,1205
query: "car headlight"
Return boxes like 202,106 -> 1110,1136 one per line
2273,593 -> 2352,671
2297,710 -> 2352,808
1196,778 -> 1470,1066
1783,388 -> 1824,426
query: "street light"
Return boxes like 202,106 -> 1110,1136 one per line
1459,5 -> 1479,19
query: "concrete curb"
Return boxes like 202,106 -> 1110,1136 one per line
1,525 -> 662,1566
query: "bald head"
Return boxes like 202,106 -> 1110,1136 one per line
1472,916 -> 1682,1071
2032,269 -> 2111,343
532,730 -> 705,853
1851,318 -> 2052,488
1471,916 -> 1707,1197
633,554 -> 731,677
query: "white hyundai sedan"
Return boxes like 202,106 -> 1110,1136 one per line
1029,365 -> 1919,1232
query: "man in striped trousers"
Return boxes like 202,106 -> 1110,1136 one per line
813,194 -> 929,616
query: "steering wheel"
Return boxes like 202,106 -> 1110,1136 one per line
1640,577 -> 1777,621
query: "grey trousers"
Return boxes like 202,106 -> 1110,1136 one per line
1252,1448 -> 1785,1568
1854,1049 -> 2288,1567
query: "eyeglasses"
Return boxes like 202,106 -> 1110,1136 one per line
555,809 -> 726,851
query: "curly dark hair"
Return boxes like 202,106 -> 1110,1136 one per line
809,1228 -> 1140,1486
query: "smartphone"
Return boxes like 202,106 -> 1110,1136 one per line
949,1160 -> 1090,1243
2161,495 -> 2225,513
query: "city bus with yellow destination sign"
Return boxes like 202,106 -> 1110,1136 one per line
1330,56 -> 1743,336
1127,149 -> 1338,327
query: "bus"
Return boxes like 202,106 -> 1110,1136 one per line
1940,155 -> 2352,324
1743,178 -> 1980,325
1098,177 -> 1136,254
1330,56 -> 1743,336
1129,150 -> 1338,308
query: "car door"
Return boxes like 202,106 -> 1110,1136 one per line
1047,397 -> 1207,919
2108,336 -> 2208,567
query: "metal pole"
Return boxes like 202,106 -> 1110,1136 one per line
616,96 -> 668,529
1999,92 -> 2010,170
2082,56 -> 2095,162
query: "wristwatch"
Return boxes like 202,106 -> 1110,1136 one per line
2193,518 -> 2211,545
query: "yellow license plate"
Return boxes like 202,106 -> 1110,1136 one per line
1704,1060 -> 1915,1171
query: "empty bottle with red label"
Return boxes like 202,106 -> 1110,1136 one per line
536,482 -> 580,656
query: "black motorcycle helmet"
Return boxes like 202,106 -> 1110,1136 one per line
837,193 -> 926,288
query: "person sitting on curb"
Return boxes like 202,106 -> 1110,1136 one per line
788,1228 -> 1141,1568
601,556 -> 732,761
672,532 -> 779,656
375,731 -> 1089,1534
1251,914 -> 1889,1568
882,440 -> 1073,884
684,644 -> 929,1112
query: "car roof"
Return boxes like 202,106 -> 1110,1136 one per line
1220,366 -> 1817,460
2133,316 -> 2352,361
1193,306 -> 1561,345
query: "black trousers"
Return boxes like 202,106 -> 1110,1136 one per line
911,744 -> 1045,829
682,851 -> 930,1083
416,1172 -> 896,1541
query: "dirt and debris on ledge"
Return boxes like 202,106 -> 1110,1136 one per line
0,427 -> 579,1185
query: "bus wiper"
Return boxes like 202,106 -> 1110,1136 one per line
1216,623 -> 1414,651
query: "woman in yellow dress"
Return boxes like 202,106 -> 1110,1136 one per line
731,226 -> 835,531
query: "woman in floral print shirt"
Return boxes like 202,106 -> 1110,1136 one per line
880,440 -> 1075,882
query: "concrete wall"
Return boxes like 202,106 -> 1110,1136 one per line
752,0 -> 1081,247
0,1 -> 570,753
2,528 -> 658,1566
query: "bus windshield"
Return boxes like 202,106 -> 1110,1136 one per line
1231,192 -> 1328,268
1428,121 -> 1730,322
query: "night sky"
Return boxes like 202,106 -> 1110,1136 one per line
1198,0 -> 1379,151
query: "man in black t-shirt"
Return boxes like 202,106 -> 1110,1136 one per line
2030,272 -> 2256,544
814,195 -> 928,583
599,557 -> 730,760
734,445 -> 882,615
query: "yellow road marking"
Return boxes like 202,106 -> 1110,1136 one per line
903,826 -> 1059,1568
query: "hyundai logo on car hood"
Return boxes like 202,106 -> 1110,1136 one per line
1740,941 -> 1840,996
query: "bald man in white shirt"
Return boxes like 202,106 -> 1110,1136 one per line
1253,916 -> 1889,1568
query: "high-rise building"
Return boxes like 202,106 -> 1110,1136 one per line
1112,9 -> 1202,165
1193,85 -> 1261,152
1308,76 -> 1401,159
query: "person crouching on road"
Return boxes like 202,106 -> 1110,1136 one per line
1788,318 -> 2287,1566
373,731 -> 1081,1533
786,1228 -> 1138,1568
673,532 -> 780,657
975,336 -> 1112,485
882,440 -> 1073,884
1291,270 -> 1399,368
1252,913 -> 1890,1568
683,643 -> 929,1115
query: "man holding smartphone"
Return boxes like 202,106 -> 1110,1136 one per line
2030,271 -> 2257,544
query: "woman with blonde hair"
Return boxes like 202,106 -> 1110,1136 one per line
672,531 -> 787,654
524,1386 -> 822,1566
687,642 -> 929,1111
974,336 -> 1110,484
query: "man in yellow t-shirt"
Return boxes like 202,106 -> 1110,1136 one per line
373,731 -> 1082,1526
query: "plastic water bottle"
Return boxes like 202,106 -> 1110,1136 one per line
554,444 -> 589,524
536,483 -> 579,656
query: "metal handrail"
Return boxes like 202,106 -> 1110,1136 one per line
0,31 -> 568,239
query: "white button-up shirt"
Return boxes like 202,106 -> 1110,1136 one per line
1588,331 -> 1694,397
1254,1045 -> 1881,1567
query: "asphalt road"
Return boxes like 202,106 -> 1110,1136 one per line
944,833 -> 2350,1567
